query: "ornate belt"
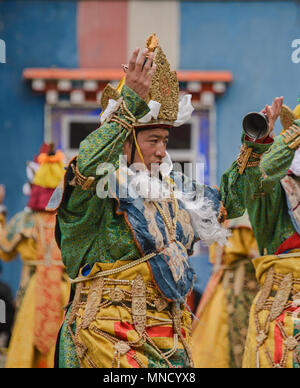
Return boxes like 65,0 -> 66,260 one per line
254,267 -> 300,368
68,252 -> 156,285
67,273 -> 194,368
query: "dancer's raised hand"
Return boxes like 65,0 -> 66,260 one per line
261,96 -> 284,137
125,48 -> 156,100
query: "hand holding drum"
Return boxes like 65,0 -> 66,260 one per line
243,97 -> 283,141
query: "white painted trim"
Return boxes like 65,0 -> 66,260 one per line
44,104 -> 52,143
167,114 -> 200,182
209,105 -> 217,187
57,79 -> 72,91
46,90 -> 59,104
32,79 -> 45,91
70,90 -> 85,104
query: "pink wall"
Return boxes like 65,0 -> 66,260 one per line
77,1 -> 128,69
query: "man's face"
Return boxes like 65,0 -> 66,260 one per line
124,128 -> 169,171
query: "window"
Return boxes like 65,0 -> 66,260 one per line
69,121 -> 99,149
61,114 -> 100,159
167,116 -> 200,180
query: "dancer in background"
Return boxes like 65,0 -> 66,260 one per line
191,212 -> 259,368
0,201 -> 15,367
0,144 -> 70,368
220,99 -> 300,368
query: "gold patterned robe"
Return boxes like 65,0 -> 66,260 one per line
0,210 -> 70,368
191,216 -> 259,368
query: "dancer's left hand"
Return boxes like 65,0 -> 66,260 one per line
261,96 -> 284,138
0,185 -> 5,204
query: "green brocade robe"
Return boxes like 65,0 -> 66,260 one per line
57,86 -> 150,281
59,88 -> 298,279
220,127 -> 299,255
56,86 -> 153,368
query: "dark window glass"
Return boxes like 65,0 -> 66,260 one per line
167,123 -> 191,150
69,122 -> 99,149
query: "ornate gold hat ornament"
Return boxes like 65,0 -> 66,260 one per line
100,33 -> 194,129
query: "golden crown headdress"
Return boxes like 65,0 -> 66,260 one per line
145,33 -> 179,124
100,33 -> 193,129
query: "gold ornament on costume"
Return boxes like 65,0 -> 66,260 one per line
100,84 -> 121,112
146,32 -> 159,52
280,100 -> 300,150
280,101 -> 300,132
148,42 -> 179,123
280,105 -> 296,131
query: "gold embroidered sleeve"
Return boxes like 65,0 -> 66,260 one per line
77,86 -> 150,180
259,133 -> 297,193
220,130 -> 296,218
281,124 -> 300,150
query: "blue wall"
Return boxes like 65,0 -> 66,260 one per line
180,0 -> 300,183
0,1 -> 78,295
